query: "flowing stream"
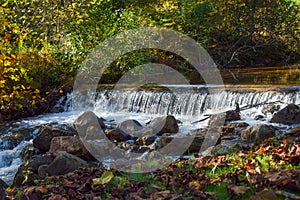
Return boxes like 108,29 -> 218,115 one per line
1,85 -> 300,184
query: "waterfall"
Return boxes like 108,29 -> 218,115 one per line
1,85 -> 300,184
89,88 -> 300,117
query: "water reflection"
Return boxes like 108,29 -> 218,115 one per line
221,65 -> 300,85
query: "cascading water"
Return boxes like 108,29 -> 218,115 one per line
94,88 -> 300,117
1,85 -> 300,184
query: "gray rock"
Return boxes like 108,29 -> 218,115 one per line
147,115 -> 179,135
254,115 -> 265,120
185,134 -> 205,154
241,124 -> 281,142
74,111 -> 105,133
270,104 -> 300,125
49,135 -> 94,161
37,164 -> 48,178
46,152 -> 87,176
12,154 -> 54,187
33,126 -> 77,151
26,154 -> 54,172
117,119 -> 144,133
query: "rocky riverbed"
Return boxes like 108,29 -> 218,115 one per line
1,102 -> 300,199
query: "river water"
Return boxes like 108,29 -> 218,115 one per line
1,84 -> 300,184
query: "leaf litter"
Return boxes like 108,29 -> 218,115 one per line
7,138 -> 300,199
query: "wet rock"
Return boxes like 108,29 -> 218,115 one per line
185,134 -> 205,154
147,115 -> 179,135
129,145 -> 149,153
225,110 -> 241,122
222,122 -> 250,136
74,111 -> 106,133
285,127 -> 300,141
33,126 -> 77,151
1,128 -> 35,150
136,136 -> 156,146
208,113 -> 226,130
262,104 -> 281,115
117,119 -> 144,133
49,135 -> 94,161
21,144 -> 41,161
241,124 -> 281,143
46,152 -> 88,176
254,115 -> 265,120
118,142 -> 132,151
85,126 -> 103,140
105,128 -> 132,142
270,104 -> 300,125
0,179 -> 8,200
156,133 -> 174,148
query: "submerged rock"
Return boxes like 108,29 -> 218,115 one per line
241,124 -> 281,142
46,152 -> 88,176
33,126 -> 77,151
270,104 -> 300,125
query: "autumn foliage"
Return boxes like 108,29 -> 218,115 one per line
0,0 -> 299,116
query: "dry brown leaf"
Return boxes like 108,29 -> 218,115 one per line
228,185 -> 250,195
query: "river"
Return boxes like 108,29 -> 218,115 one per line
1,66 -> 300,185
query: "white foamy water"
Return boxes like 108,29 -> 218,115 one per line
1,85 -> 300,184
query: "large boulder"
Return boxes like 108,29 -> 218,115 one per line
74,111 -> 105,132
33,126 -> 77,151
117,119 -> 144,133
241,124 -> 281,142
286,127 -> 300,137
147,115 -> 179,135
105,128 -> 132,142
13,154 -> 54,187
225,110 -> 241,122
270,104 -> 300,125
45,152 -> 88,176
49,135 -> 94,161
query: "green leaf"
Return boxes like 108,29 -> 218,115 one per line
2,0 -> 9,7
92,170 -> 114,188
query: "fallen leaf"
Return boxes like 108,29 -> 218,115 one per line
247,189 -> 280,200
228,185 -> 250,195
92,170 -> 114,188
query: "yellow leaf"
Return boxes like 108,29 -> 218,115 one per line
35,89 -> 40,93
32,100 -> 35,105
4,60 -> 11,66
93,170 -> 114,187
59,89 -> 63,94
6,187 -> 15,193
12,27 -> 19,34
20,68 -> 26,74
21,85 -> 26,90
